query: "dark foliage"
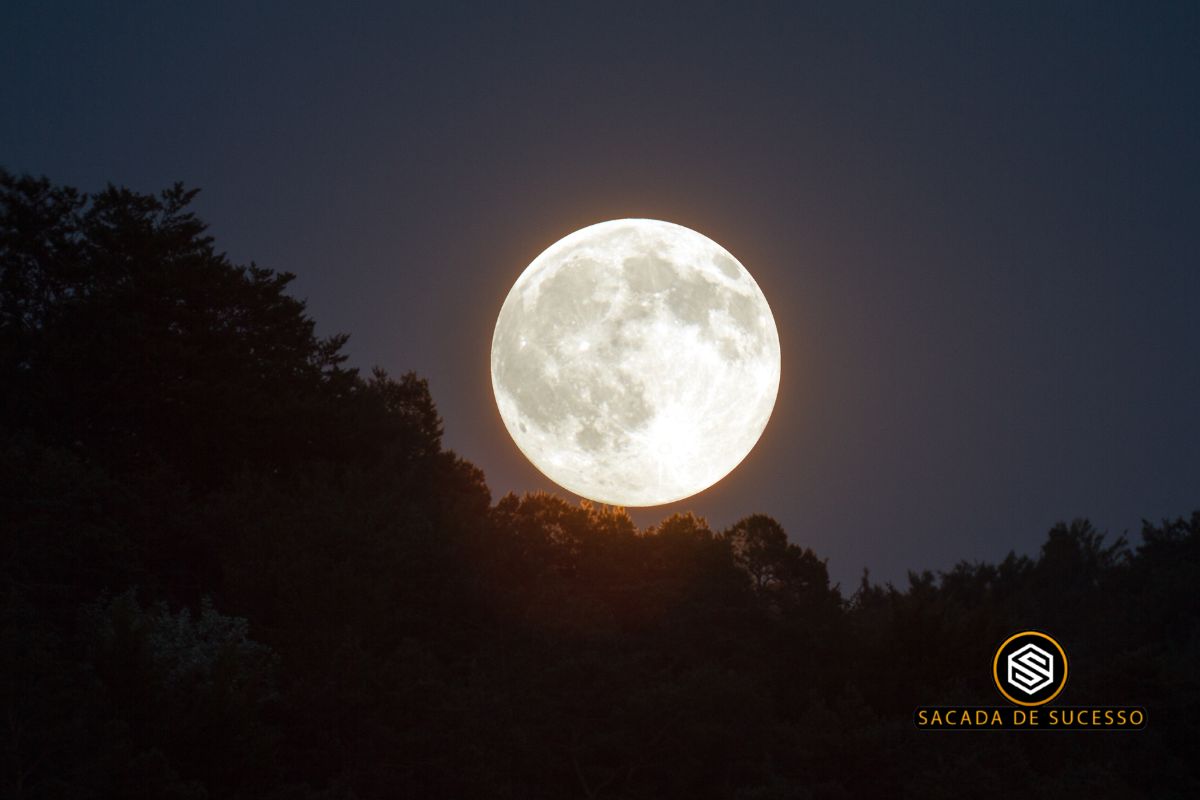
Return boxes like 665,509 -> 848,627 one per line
2,172 -> 1197,798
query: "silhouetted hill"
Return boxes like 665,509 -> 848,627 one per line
3,172 -> 1197,798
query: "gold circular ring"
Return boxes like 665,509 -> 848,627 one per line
992,630 -> 1069,707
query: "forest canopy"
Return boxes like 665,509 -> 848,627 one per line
2,171 -> 1197,798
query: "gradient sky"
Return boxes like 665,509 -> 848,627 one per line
5,2 -> 1197,587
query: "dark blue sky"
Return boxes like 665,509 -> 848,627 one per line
5,2 -> 1197,586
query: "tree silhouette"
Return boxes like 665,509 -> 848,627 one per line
1,172 -> 1197,798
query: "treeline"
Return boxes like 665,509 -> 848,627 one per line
2,172 -> 1196,798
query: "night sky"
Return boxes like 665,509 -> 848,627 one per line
5,2 -> 1197,587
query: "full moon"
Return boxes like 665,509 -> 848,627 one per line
491,219 -> 781,506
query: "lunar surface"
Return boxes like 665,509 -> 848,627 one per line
491,219 -> 781,506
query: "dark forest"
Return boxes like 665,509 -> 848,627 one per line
2,173 -> 1197,798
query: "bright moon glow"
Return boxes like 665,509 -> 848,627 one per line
491,219 -> 781,506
